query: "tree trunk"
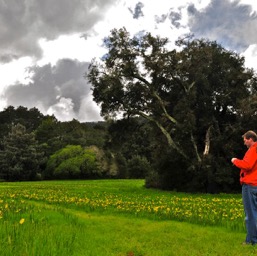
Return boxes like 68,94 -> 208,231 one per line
203,126 -> 212,156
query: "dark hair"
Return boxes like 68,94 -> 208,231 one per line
242,130 -> 257,142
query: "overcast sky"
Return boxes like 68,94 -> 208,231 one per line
0,0 -> 257,122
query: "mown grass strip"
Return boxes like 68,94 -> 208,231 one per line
2,198 -> 255,256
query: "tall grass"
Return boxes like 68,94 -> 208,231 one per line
0,180 -> 255,255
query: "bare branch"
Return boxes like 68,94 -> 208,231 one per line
190,132 -> 201,163
139,111 -> 188,159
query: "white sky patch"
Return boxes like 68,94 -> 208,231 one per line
237,0 -> 257,14
0,97 -> 7,110
242,44 -> 257,71
193,0 -> 212,10
37,0 -> 183,68
0,56 -> 33,110
38,34 -> 106,66
47,97 -> 75,121
0,57 -> 33,89
78,96 -> 103,122
91,0 -> 193,52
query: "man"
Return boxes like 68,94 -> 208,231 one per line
231,130 -> 257,245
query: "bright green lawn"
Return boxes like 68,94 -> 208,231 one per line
0,179 -> 255,256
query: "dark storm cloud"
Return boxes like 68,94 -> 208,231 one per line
2,59 -> 102,121
187,0 -> 257,52
0,0 -> 117,63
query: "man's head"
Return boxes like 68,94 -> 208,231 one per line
242,130 -> 257,148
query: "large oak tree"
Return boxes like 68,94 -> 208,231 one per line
87,28 -> 257,192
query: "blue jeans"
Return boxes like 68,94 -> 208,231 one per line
242,184 -> 257,244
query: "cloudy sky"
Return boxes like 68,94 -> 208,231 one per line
0,0 -> 257,122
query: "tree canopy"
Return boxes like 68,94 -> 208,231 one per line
87,28 -> 257,192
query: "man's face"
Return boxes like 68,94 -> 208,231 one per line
244,137 -> 253,148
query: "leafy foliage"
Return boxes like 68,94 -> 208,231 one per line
0,123 -> 45,181
44,145 -> 107,179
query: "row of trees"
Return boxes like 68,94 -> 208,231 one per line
0,106 -> 110,181
0,106 -> 151,182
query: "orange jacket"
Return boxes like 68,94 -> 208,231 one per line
233,142 -> 257,186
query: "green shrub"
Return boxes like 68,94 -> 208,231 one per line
45,145 -> 108,179
127,155 -> 152,178
54,157 -> 83,179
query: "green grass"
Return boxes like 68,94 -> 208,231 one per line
0,179 -> 256,256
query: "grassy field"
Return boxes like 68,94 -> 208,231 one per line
0,179 -> 256,256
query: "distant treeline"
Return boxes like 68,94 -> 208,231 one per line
0,106 -> 109,181
0,106 -> 158,182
